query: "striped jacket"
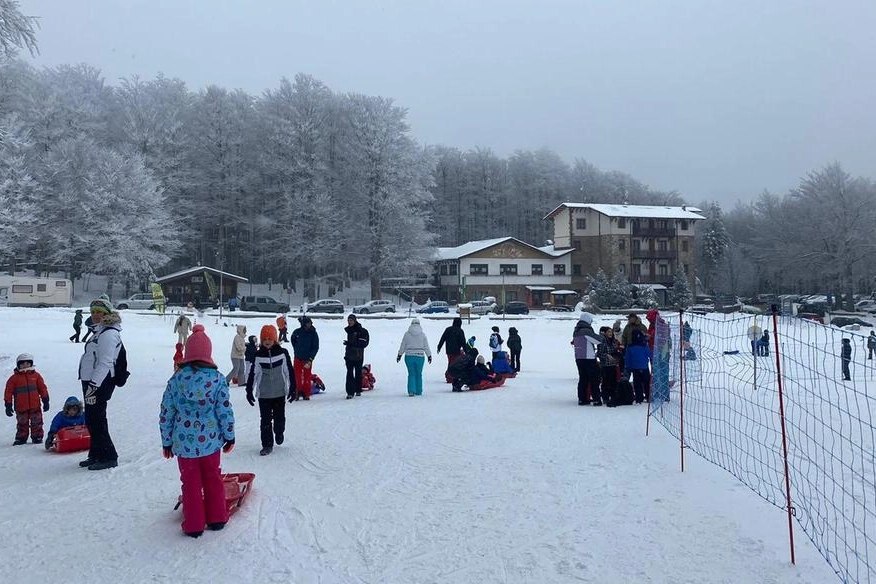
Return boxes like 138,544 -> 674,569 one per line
4,369 -> 49,413
246,345 -> 295,399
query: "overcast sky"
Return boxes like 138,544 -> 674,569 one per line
19,0 -> 876,206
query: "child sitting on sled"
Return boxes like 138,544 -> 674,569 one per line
361,364 -> 376,391
44,396 -> 85,450
160,325 -> 235,538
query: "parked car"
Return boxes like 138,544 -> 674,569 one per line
830,316 -> 873,328
116,292 -> 156,310
464,300 -> 495,315
501,301 -> 530,315
854,300 -> 876,313
240,295 -> 290,313
352,299 -> 396,314
546,304 -> 573,312
416,301 -> 450,314
303,299 -> 344,313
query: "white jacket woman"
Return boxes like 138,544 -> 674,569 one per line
396,319 -> 432,396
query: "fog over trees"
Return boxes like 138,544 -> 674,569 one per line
2,0 -> 875,300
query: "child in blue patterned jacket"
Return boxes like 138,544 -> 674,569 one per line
160,324 -> 235,538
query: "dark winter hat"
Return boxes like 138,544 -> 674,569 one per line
491,326 -> 500,332
509,327 -> 518,334
842,338 -> 851,343
348,313 -> 358,321
452,317 -> 462,327
75,309 -> 83,314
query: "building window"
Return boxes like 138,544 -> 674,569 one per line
499,264 -> 518,275
573,240 -> 581,251
506,290 -> 518,301
657,240 -> 668,251
531,264 -> 543,275
37,284 -> 47,292
631,264 -> 641,277
681,240 -> 689,252
449,264 -> 458,276
618,218 -> 626,229
618,239 -> 625,251
632,239 -> 641,251
658,220 -> 669,230
680,220 -> 689,230
470,264 -> 488,275
658,264 -> 668,276
439,264 -> 448,276
576,218 -> 586,230
554,264 -> 566,276
619,264 -> 626,273
573,264 -> 582,276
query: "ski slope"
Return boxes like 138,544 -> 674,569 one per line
0,308 -> 840,583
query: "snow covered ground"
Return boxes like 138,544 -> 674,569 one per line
0,308 -> 841,584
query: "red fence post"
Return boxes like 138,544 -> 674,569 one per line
771,304 -> 796,565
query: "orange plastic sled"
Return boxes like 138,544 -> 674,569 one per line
173,472 -> 256,517
52,425 -> 91,453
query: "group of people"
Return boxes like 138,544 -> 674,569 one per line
572,310 -> 670,407
436,318 -> 523,391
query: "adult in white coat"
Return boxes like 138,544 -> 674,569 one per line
396,319 -> 432,396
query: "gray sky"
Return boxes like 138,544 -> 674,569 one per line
19,0 -> 876,205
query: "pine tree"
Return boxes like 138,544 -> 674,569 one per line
587,269 -> 611,308
637,285 -> 658,309
699,202 -> 729,292
670,265 -> 694,309
610,269 -> 633,308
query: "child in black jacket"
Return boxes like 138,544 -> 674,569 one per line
507,327 -> 522,372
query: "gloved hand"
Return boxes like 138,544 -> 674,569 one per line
84,383 -> 99,406
343,340 -> 347,345
44,432 -> 55,450
162,446 -> 174,459
4,403 -> 12,417
42,398 -> 50,412
427,356 -> 432,364
287,388 -> 296,403
304,360 -> 312,369
396,355 -> 402,363
222,439 -> 235,454
246,390 -> 255,406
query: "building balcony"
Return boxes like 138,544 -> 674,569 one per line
630,275 -> 675,286
631,226 -> 675,237
630,249 -> 677,260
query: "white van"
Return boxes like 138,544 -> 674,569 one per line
0,276 -> 73,307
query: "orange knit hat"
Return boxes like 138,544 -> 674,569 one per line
260,324 -> 278,342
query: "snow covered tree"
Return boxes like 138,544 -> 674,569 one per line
587,269 -> 611,308
610,269 -> 634,309
340,94 -> 436,298
0,0 -> 37,58
636,285 -> 658,309
698,202 -> 729,293
670,265 -> 693,309
39,136 -> 181,286
0,115 -> 37,267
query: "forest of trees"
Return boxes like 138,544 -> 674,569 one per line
2,1 -> 876,303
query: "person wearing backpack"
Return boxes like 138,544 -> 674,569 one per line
79,297 -> 125,471
488,327 -> 504,360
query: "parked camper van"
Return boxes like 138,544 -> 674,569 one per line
0,276 -> 73,307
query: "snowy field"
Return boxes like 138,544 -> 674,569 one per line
0,308 -> 842,584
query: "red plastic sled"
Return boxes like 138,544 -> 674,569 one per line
173,472 -> 256,517
52,425 -> 91,453
468,378 -> 506,391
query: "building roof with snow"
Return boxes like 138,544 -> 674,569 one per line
543,203 -> 705,221
436,237 -> 573,261
155,265 -> 249,283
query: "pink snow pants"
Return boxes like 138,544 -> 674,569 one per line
178,451 -> 227,534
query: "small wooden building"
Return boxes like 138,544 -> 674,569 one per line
155,266 -> 248,308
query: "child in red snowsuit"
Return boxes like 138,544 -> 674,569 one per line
4,353 -> 50,445
361,364 -> 376,391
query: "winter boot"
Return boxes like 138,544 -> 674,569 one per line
12,438 -> 26,446
31,437 -> 42,444
79,457 -> 95,467
345,395 -> 353,400
207,522 -> 226,531
355,391 -> 361,396
185,531 -> 204,538
259,446 -> 273,456
88,460 -> 118,471
275,432 -> 284,445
